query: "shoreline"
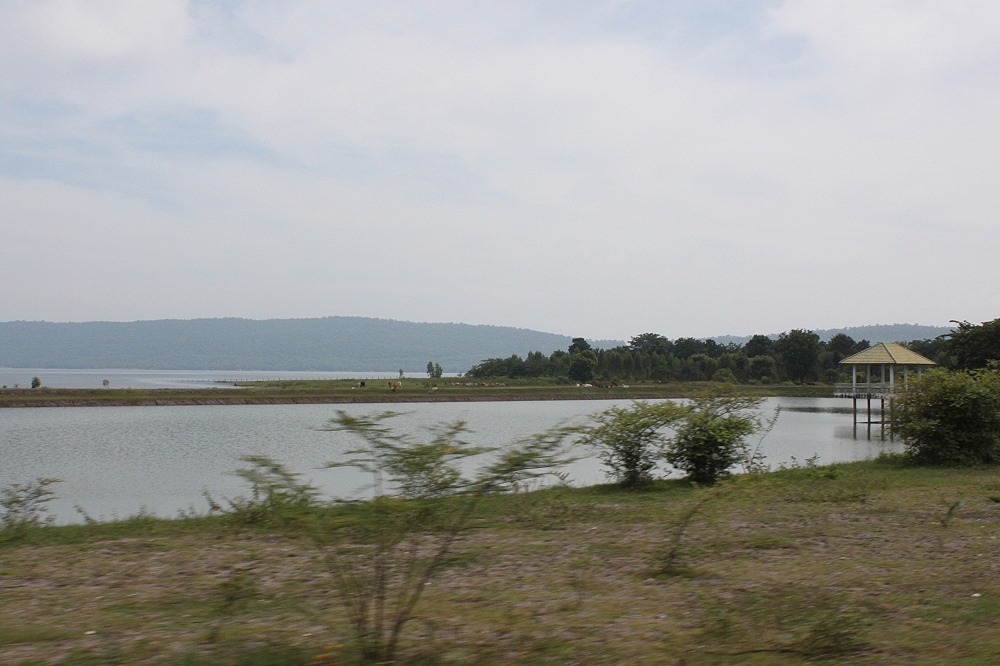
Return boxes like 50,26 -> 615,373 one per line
0,393 -> 638,408
0,383 -> 835,407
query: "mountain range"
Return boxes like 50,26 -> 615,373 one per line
713,323 -> 952,347
0,318 -> 951,372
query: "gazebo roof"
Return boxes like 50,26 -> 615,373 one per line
839,342 -> 936,366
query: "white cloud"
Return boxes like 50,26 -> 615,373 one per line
2,1 -> 999,339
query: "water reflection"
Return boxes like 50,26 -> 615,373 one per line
840,421 -> 894,442
782,405 -> 855,415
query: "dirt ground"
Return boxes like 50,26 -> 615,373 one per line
1,465 -> 998,664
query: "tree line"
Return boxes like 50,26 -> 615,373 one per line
465,319 -> 999,384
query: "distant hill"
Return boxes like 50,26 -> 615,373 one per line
812,324 -> 952,343
0,317 -> 624,373
0,317 -> 953,372
713,323 -> 952,347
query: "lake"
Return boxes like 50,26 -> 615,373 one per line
2,392 -> 898,524
0,368 -> 416,389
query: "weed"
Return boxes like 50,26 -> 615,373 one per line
654,482 -> 733,576
777,453 -> 824,472
207,566 -> 261,642
0,477 -> 61,540
939,500 -> 962,528
698,586 -> 871,659
214,411 -> 577,664
221,456 -> 320,528
504,474 -> 575,530
73,504 -> 98,525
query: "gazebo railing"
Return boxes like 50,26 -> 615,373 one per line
833,382 -> 896,398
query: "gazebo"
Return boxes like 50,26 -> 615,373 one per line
835,342 -> 936,423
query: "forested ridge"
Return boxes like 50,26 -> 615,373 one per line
467,323 -> 966,384
0,317 -> 952,375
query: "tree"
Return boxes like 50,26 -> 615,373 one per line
466,355 -> 525,378
568,337 -> 592,355
908,336 -> 950,366
662,393 -> 769,484
945,318 -> 1000,370
568,351 -> 597,383
776,330 -> 821,383
747,355 -> 777,383
578,401 -> 687,486
892,368 -> 1000,465
524,350 -> 550,377
673,337 -> 706,360
30,377 -> 41,389
426,361 -> 443,379
743,334 -> 775,358
629,333 -> 673,356
827,333 -> 861,362
712,368 -> 738,383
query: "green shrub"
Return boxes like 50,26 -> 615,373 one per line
577,401 -> 686,486
663,393 -> 768,484
893,368 -> 1000,465
580,392 -> 774,486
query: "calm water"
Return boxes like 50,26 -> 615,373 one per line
2,395 -> 899,524
0,368 -> 417,389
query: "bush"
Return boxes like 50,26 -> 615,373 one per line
578,401 -> 687,486
581,392 -> 773,486
892,368 -> 1000,465
663,393 -> 766,484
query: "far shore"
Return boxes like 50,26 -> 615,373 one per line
0,381 -> 835,408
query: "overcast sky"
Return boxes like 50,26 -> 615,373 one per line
2,1 -> 998,341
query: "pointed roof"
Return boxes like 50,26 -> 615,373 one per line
839,342 -> 936,366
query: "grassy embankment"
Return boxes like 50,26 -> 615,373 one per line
0,379 -> 833,407
1,460 -> 997,664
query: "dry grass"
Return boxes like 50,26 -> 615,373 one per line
1,461 -> 998,664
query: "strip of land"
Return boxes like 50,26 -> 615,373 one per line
0,380 -> 834,407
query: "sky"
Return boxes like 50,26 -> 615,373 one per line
2,1 -> 999,342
